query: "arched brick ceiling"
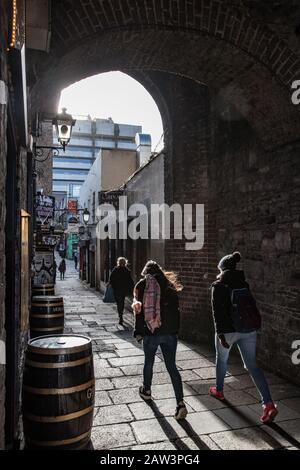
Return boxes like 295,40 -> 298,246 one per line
27,0 -> 300,148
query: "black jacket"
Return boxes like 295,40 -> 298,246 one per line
134,274 -> 180,337
211,269 -> 249,334
109,266 -> 134,294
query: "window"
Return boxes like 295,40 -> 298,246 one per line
71,185 -> 81,198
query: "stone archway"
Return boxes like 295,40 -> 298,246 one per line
29,25 -> 300,148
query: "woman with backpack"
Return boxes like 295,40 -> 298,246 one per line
109,257 -> 134,325
132,260 -> 187,420
210,251 -> 278,424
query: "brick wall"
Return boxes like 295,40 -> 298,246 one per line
158,75 -> 217,341
210,101 -> 300,383
147,71 -> 300,385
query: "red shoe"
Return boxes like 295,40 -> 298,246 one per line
209,386 -> 225,401
260,402 -> 278,424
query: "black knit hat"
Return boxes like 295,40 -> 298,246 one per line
218,251 -> 241,272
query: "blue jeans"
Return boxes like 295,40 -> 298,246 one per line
215,331 -> 272,405
143,334 -> 184,403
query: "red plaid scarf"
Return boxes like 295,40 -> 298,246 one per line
143,274 -> 161,333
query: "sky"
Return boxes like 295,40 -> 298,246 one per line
58,72 -> 164,152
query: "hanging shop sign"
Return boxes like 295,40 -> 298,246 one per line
35,194 -> 55,225
99,190 -> 123,209
68,199 -> 77,214
68,216 -> 78,224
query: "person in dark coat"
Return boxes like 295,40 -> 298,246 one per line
210,251 -> 278,424
109,257 -> 134,325
132,260 -> 187,421
73,252 -> 78,270
58,258 -> 66,280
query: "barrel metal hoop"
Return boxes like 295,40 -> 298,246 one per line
25,356 -> 92,368
24,405 -> 94,423
26,430 -> 91,447
33,284 -> 54,287
28,344 -> 92,355
31,303 -> 64,307
30,327 -> 64,332
23,379 -> 95,395
30,313 -> 64,319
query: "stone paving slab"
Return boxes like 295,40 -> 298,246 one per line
120,363 -> 168,375
183,411 -> 231,435
278,419 -> 300,440
93,404 -> 133,426
95,379 -> 114,391
213,405 -> 259,429
210,427 -> 279,450
281,397 -> 300,413
55,262 -> 300,451
131,418 -> 189,444
246,383 -> 300,401
98,352 -> 117,359
94,367 -> 124,379
129,441 -> 177,450
91,423 -> 137,450
109,355 -> 161,367
111,376 -> 143,390
128,399 -> 194,420
248,402 -> 300,422
116,348 -> 145,357
176,436 -> 221,450
150,383 -> 197,399
184,395 -> 228,412
94,391 -> 113,406
115,342 -> 143,350
108,387 -> 144,404
177,358 -> 215,369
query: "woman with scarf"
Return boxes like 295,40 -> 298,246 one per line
132,260 -> 187,420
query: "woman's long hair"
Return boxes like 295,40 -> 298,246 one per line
141,260 -> 183,292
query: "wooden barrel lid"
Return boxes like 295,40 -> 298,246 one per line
28,335 -> 91,355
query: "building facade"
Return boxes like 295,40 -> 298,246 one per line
52,116 -> 142,201
99,152 -> 165,288
79,143 -> 152,286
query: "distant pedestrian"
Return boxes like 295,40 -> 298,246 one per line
132,260 -> 187,420
73,252 -> 78,270
109,257 -> 134,325
210,251 -> 278,424
58,258 -> 66,280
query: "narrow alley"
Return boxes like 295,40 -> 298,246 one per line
54,259 -> 300,451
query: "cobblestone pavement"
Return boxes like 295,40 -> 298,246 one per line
55,258 -> 300,450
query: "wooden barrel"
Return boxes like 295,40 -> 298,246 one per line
22,335 -> 95,450
30,296 -> 64,338
32,284 -> 55,296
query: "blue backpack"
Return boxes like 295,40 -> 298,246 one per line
227,287 -> 261,333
